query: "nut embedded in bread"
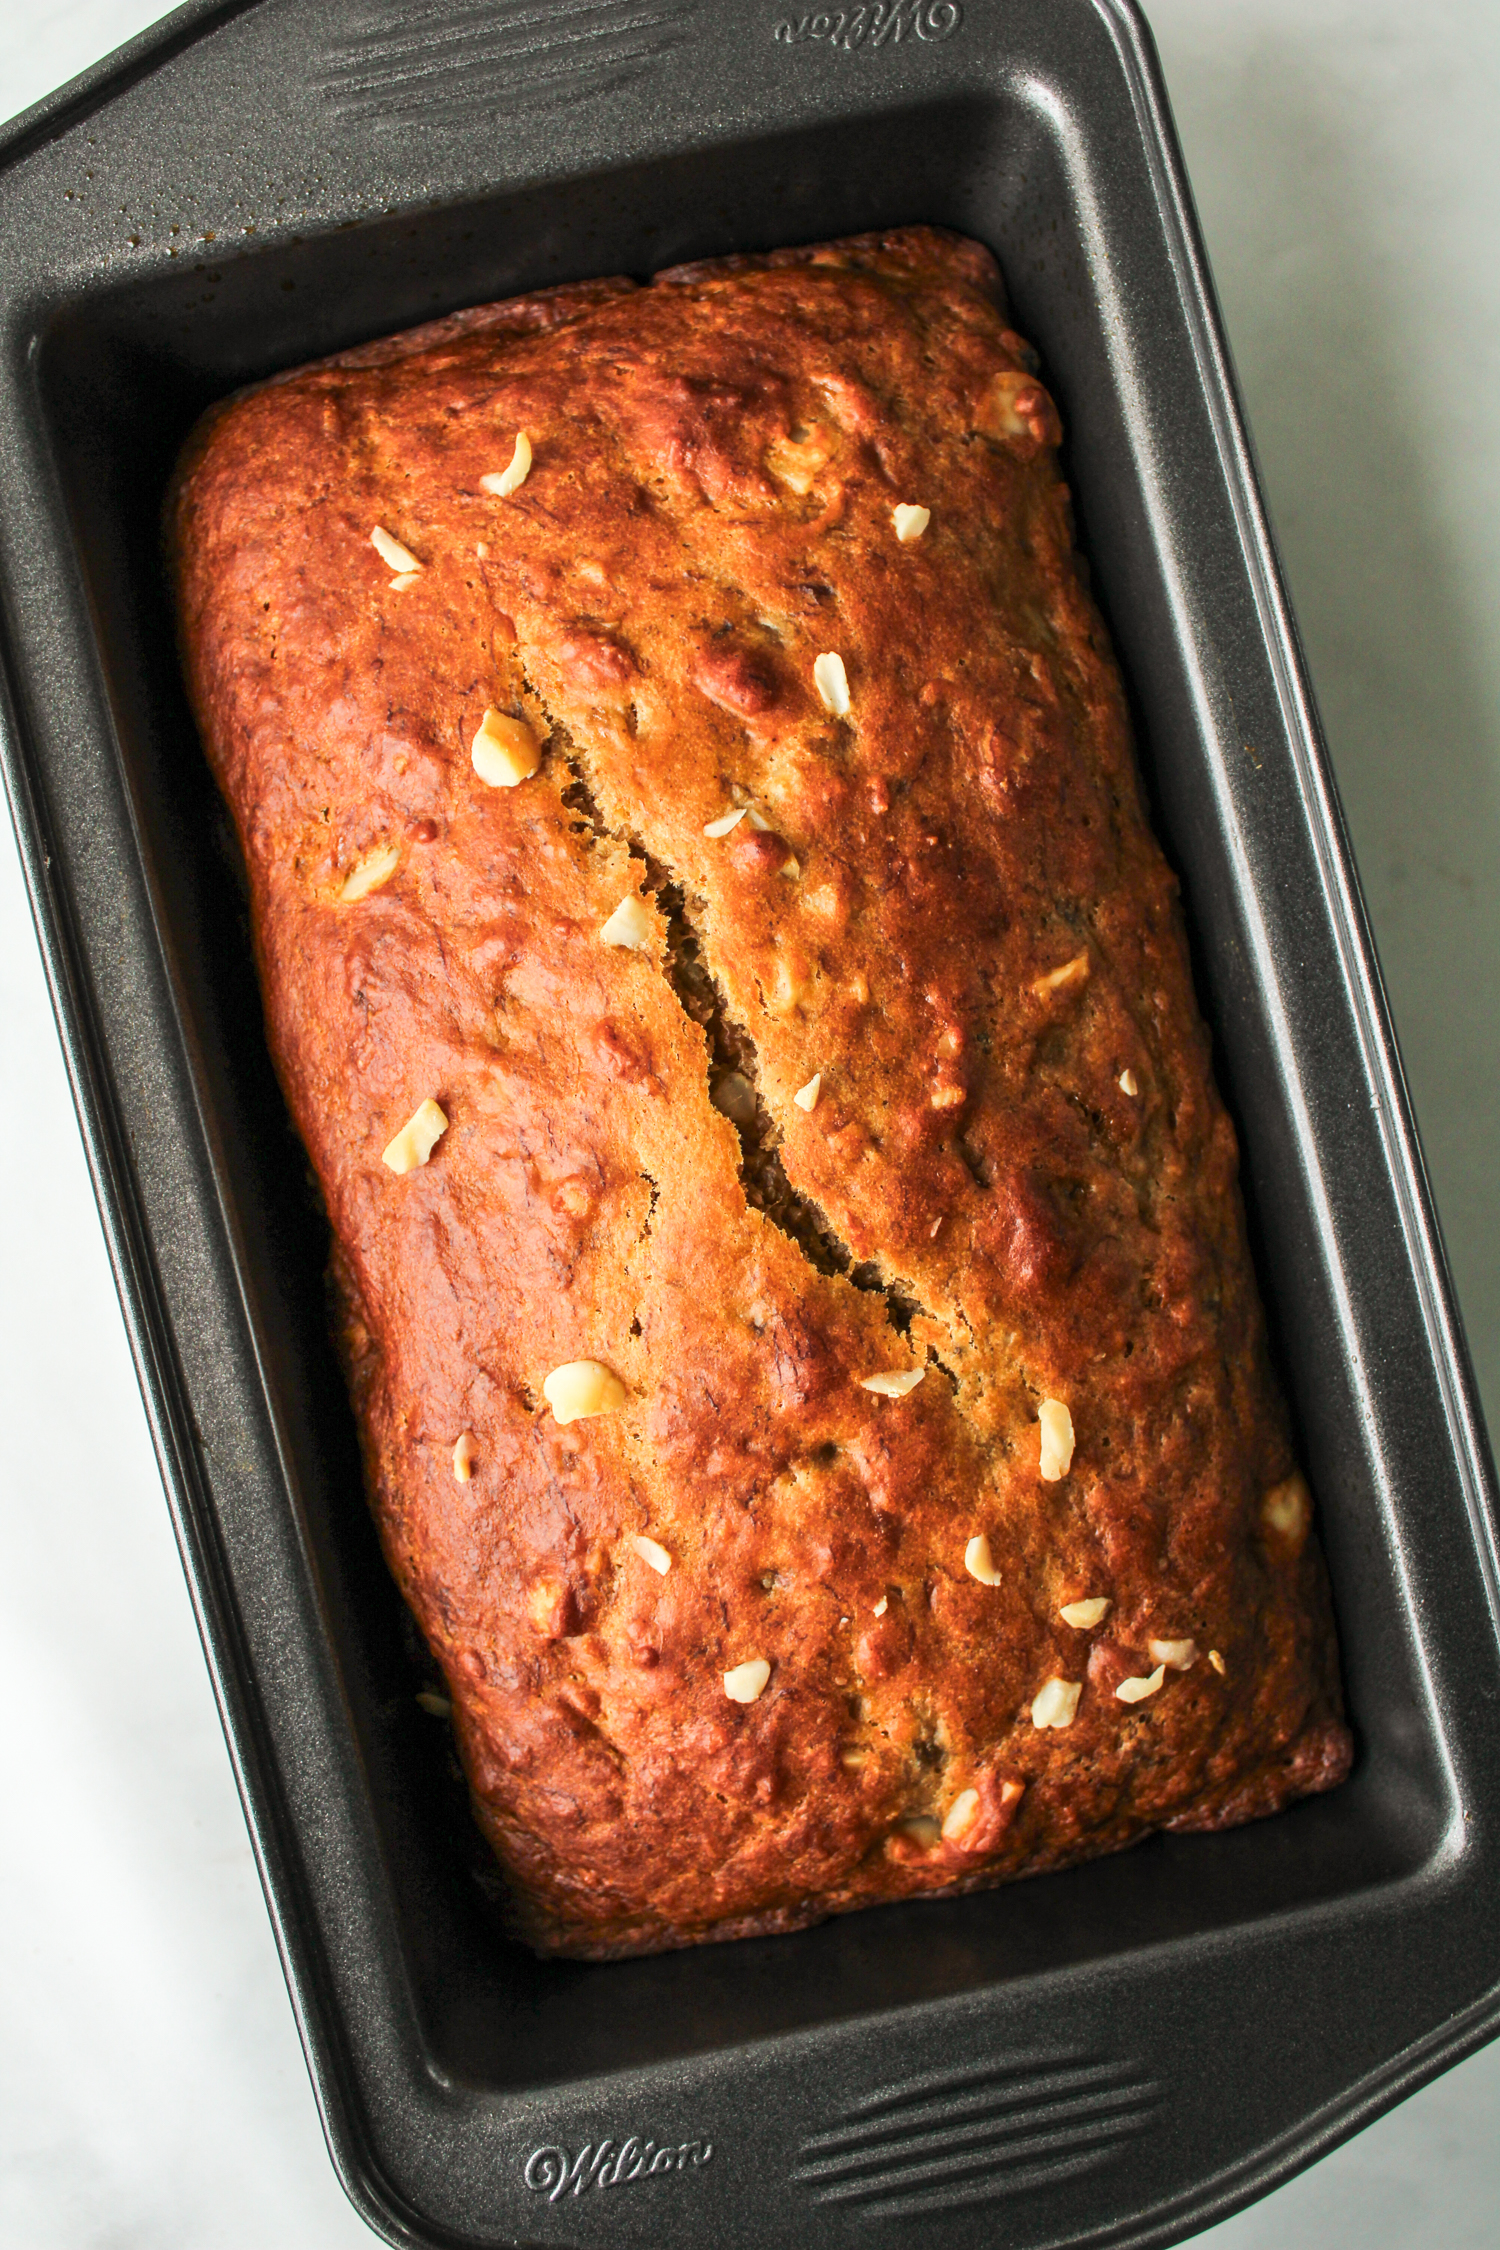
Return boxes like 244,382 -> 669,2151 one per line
480,430 -> 531,496
541,1360 -> 627,1425
380,1099 -> 446,1176
1060,1597 -> 1111,1630
470,707 -> 541,788
1031,1679 -> 1083,1730
1037,1397 -> 1075,1481
169,225 -> 1351,1960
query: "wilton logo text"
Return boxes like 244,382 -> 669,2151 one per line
523,2136 -> 713,2200
773,2 -> 963,50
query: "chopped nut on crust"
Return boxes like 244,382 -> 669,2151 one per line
896,1815 -> 942,1849
704,805 -> 748,837
964,1533 -> 1003,1586
371,525 -> 421,574
793,1072 -> 822,1112
1031,1677 -> 1082,1729
873,1595 -> 889,1618
860,1368 -> 925,1398
528,1579 -> 576,1640
542,1359 -> 627,1424
452,1431 -> 479,1483
1208,1649 -> 1227,1675
1119,1068 -> 1139,1096
389,570 -> 421,592
977,368 -> 1060,446
767,952 -> 809,1014
340,841 -> 400,902
766,424 -> 835,493
1116,1664 -> 1167,1704
734,822 -> 800,882
892,503 -> 931,542
1149,1637 -> 1198,1670
926,1775 -> 1024,1855
382,1097 -> 448,1175
1038,1398 -> 1075,1481
480,431 -> 531,496
1262,1470 -> 1311,1555
630,1533 -> 672,1575
813,651 -> 850,716
471,707 -> 541,787
724,1656 -> 771,1704
840,1743 -> 870,1769
1060,1596 -> 1111,1630
941,1787 -> 980,1841
599,893 -> 655,950
1033,951 -> 1089,996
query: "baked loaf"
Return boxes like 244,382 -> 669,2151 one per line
170,226 -> 1351,1958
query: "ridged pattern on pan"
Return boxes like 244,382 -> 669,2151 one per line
313,0 -> 704,127
792,2050 -> 1161,2219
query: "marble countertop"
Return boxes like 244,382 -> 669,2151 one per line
2,3 -> 1496,2243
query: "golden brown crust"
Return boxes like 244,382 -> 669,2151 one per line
170,226 -> 1350,1959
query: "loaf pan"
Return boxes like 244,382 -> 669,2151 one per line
2,2 -> 1497,2244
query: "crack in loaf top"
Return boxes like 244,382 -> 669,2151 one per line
171,227 -> 1348,1957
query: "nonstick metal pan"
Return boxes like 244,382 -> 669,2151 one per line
1,2 -> 1497,2244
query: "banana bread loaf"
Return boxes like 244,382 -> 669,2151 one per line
170,225 -> 1351,1958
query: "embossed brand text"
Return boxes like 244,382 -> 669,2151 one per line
523,2136 -> 713,2200
774,1 -> 963,50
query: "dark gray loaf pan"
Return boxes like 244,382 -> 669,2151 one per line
1,1 -> 1496,2245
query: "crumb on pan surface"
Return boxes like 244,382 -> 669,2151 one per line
169,225 -> 1350,1960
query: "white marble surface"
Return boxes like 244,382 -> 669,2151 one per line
1,2 -> 1497,2243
